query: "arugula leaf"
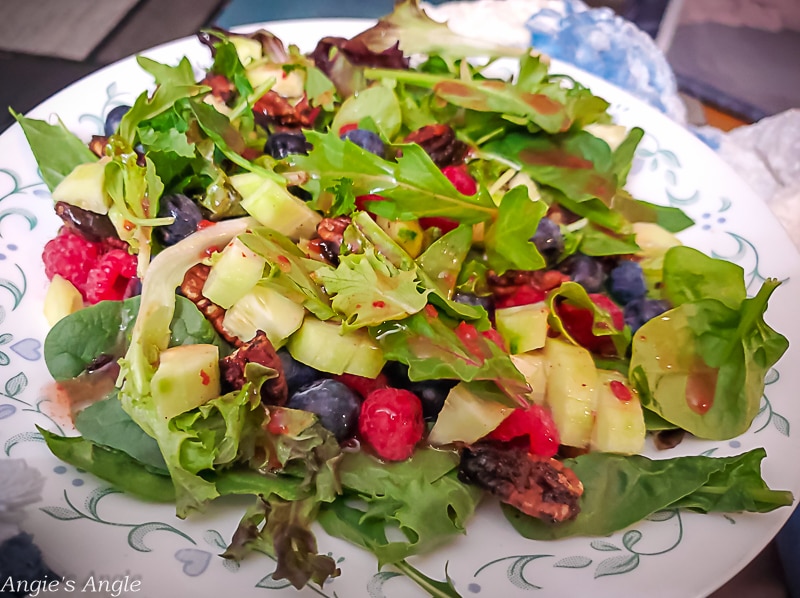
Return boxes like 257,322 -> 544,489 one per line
39,428 -> 175,502
326,177 -> 357,217
482,130 -> 617,204
504,449 -> 793,540
366,67 -> 571,134
576,222 -> 640,257
610,127 -> 644,186
119,82 -> 207,147
315,248 -> 429,331
11,109 -> 97,191
611,191 -> 694,233
137,55 -> 197,87
292,130 -> 496,224
209,39 -> 254,97
318,449 -> 481,565
417,224 -> 473,297
483,186 -> 548,274
372,306 -> 528,404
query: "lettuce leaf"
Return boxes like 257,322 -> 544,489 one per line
318,449 -> 482,565
315,247 -> 429,331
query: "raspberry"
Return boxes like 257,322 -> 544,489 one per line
358,388 -> 425,461
332,372 -> 389,399
556,293 -> 624,355
42,229 -> 102,293
83,249 -> 137,304
419,165 -> 478,233
487,404 -> 560,457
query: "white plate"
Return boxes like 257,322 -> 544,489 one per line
1,18 -> 799,598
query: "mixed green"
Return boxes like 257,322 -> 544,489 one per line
14,1 -> 793,595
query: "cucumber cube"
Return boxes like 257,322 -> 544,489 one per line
151,344 -> 221,420
231,172 -> 321,240
496,301 -> 549,354
202,237 -> 265,309
590,370 -> 646,454
43,275 -> 84,326
543,337 -> 599,448
222,284 -> 305,347
287,316 -> 385,378
52,158 -> 111,215
510,351 -> 548,405
428,383 -> 513,446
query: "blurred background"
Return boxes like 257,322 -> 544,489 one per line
0,0 -> 798,132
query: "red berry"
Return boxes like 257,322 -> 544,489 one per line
83,249 -> 137,304
487,404 -> 560,457
358,388 -> 425,461
332,372 -> 389,399
42,229 -> 102,294
556,293 -> 624,354
442,164 -> 477,195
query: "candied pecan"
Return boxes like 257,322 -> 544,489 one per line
253,91 -> 320,130
488,269 -> 568,300
404,124 -> 468,168
180,264 -> 241,348
317,216 -> 350,244
459,442 -> 583,523
653,428 -> 686,451
88,135 -> 109,158
219,330 -> 288,406
201,73 -> 236,104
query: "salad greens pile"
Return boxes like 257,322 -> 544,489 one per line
15,1 -> 793,595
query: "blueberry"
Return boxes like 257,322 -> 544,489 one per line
154,193 -> 204,246
453,291 -> 493,311
104,104 -> 131,136
608,260 -> 647,305
278,349 -> 323,394
264,132 -> 310,160
287,379 -> 361,441
341,128 -> 385,158
530,217 -> 564,264
383,361 -> 455,421
624,297 -> 671,332
561,253 -> 606,292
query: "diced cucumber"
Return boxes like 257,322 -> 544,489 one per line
151,344 -> 221,420
229,36 -> 262,66
230,172 -> 321,240
43,275 -> 84,326
495,301 -> 549,354
590,370 -> 646,454
584,123 -> 628,151
428,382 -> 513,446
510,351 -> 548,405
543,337 -> 599,448
51,158 -> 111,214
245,65 -> 304,98
202,237 -> 266,309
287,316 -> 385,378
376,216 -> 424,258
222,284 -> 305,347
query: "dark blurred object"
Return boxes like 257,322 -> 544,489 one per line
0,0 -> 227,133
620,0 -> 671,38
0,533 -> 59,597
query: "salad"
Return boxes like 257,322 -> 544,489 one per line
13,1 -> 793,595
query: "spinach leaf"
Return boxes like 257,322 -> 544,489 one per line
39,427 -> 175,502
11,109 -> 97,191
74,395 -> 167,472
504,449 -> 792,540
44,295 -> 227,381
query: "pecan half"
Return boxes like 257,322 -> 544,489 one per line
88,135 -> 109,158
179,264 -> 242,348
253,91 -> 320,130
201,73 -> 236,104
219,331 -> 288,406
405,124 -> 468,168
458,442 -> 583,523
